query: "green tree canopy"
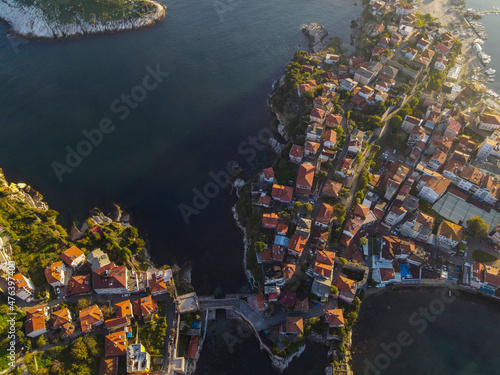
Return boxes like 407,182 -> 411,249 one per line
466,216 -> 489,238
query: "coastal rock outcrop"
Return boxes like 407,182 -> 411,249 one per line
0,0 -> 166,40
301,23 -> 328,52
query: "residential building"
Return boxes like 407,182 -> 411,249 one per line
262,213 -> 279,229
477,113 -> 500,131
324,129 -> 337,148
337,276 -> 357,303
428,150 -> 447,171
310,108 -> 326,124
477,138 -> 496,160
127,344 -> 151,373
133,296 -> 157,322
311,277 -> 331,302
384,204 -> 407,226
60,245 -> 86,269
401,115 -> 423,133
67,274 -> 91,296
325,309 -> 344,328
354,67 -> 375,86
87,249 -> 111,271
305,141 -> 320,159
115,300 -> 133,318
436,220 -> 463,250
44,260 -> 70,287
316,203 -> 334,229
25,307 -> 48,338
287,234 -> 307,258
11,272 -> 35,302
325,54 -> 340,64
434,56 -> 448,72
325,114 -> 343,128
271,184 -> 294,203
339,78 -> 358,92
80,305 -> 104,332
105,330 -> 127,357
281,317 -> 304,335
400,211 -> 434,243
295,218 -> 312,238
322,180 -> 342,198
418,175 -> 451,204
443,118 -> 461,140
93,263 -> 129,294
295,163 -> 315,195
306,122 -> 323,142
289,145 -> 304,164
262,168 -> 275,184
50,307 -> 72,329
148,269 -> 173,296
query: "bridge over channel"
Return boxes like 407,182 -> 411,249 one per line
197,294 -> 336,332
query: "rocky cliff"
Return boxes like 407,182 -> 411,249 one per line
0,0 -> 166,39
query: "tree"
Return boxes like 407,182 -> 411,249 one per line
50,360 -> 65,375
319,170 -> 328,181
35,334 -> 47,348
359,237 -> 368,246
391,115 -> 403,127
254,241 -> 266,253
76,298 -> 92,311
101,305 -> 115,320
70,337 -> 89,362
330,285 -> 339,295
339,257 -> 347,265
303,203 -> 313,213
466,216 -> 489,238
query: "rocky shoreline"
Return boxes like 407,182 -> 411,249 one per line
0,0 -> 166,40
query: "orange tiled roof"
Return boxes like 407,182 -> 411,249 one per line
79,305 -> 103,332
286,317 -> 304,334
60,245 -> 84,266
105,330 -> 126,357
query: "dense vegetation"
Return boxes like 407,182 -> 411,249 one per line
0,177 -> 147,295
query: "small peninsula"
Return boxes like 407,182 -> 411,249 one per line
0,0 -> 166,39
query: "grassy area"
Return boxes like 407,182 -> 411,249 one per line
14,0 -> 159,24
472,250 -> 498,263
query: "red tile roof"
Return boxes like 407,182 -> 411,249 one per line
93,263 -> 127,291
105,330 -> 126,357
67,274 -> 91,296
133,297 -> 157,317
325,309 -> 344,327
271,184 -> 294,202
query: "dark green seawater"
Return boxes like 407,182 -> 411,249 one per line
352,289 -> 500,375
0,0 -> 359,295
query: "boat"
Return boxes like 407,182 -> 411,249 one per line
486,68 -> 496,76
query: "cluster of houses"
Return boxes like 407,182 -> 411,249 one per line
11,244 -> 177,374
248,0 -> 500,316
24,296 -> 156,374
11,245 -> 175,304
